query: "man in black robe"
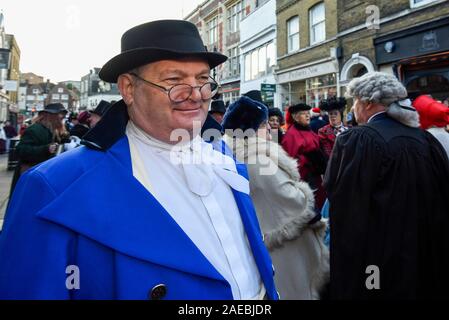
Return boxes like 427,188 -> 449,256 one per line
324,72 -> 449,299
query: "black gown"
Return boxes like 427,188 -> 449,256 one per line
323,113 -> 449,299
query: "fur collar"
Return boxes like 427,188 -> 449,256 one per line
386,102 -> 420,128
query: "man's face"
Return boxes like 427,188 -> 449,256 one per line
353,98 -> 369,124
268,116 -> 280,129
88,113 -> 102,128
293,111 -> 310,126
119,59 -> 212,143
210,112 -> 224,124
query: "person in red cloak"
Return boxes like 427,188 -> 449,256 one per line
282,103 -> 327,212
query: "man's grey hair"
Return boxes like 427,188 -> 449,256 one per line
346,72 -> 419,127
345,72 -> 407,105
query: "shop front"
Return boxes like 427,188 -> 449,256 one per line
219,81 -> 240,106
276,59 -> 339,110
374,16 -> 449,101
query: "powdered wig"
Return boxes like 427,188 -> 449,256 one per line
346,72 -> 407,105
346,72 -> 419,127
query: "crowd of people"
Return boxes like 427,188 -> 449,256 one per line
0,19 -> 448,300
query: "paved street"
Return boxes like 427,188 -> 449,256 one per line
0,154 -> 14,231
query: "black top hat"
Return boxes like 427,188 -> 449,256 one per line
319,97 -> 347,111
91,100 -> 112,116
99,20 -> 228,83
209,100 -> 226,114
243,90 -> 264,104
40,103 -> 67,114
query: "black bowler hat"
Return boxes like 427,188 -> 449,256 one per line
91,100 -> 112,116
209,100 -> 226,114
40,103 -> 67,114
99,20 -> 228,83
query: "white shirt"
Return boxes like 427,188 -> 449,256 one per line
126,121 -> 264,300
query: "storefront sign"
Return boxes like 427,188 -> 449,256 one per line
276,61 -> 338,84
374,18 -> 449,65
261,83 -> 276,92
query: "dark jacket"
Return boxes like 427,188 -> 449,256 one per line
10,123 -> 55,197
324,113 -> 449,299
4,125 -> 18,139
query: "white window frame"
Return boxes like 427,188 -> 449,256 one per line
244,54 -> 251,81
227,1 -> 243,33
228,46 -> 240,77
410,0 -> 438,8
207,17 -> 218,46
287,16 -> 300,53
309,2 -> 326,45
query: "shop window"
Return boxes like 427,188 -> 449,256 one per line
287,16 -> 300,53
310,2 -> 326,45
306,74 -> 337,107
407,74 -> 449,101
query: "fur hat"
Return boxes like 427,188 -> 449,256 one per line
319,97 -> 347,111
288,103 -> 311,114
268,108 -> 284,124
222,96 -> 268,132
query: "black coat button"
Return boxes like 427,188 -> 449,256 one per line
149,284 -> 167,300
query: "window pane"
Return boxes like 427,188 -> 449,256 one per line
267,42 -> 275,68
287,16 -> 299,35
287,16 -> 299,52
311,3 -> 325,25
314,22 -> 325,43
258,46 -> 266,76
251,51 -> 258,79
245,54 -> 251,81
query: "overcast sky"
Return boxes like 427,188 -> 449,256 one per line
1,0 -> 204,82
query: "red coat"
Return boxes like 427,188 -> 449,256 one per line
282,124 -> 326,210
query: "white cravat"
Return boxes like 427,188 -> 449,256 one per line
126,121 -> 264,299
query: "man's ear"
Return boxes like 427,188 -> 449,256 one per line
117,74 -> 135,105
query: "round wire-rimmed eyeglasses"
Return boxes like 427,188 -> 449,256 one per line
129,72 -> 220,103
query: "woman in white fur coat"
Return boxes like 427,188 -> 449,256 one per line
222,95 -> 329,299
